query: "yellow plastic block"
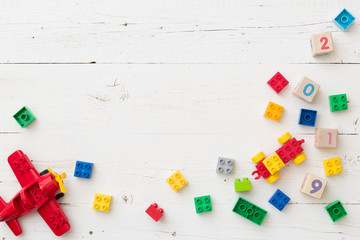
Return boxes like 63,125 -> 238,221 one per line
166,170 -> 188,192
263,153 -> 284,175
93,194 -> 112,212
323,157 -> 342,176
264,102 -> 284,122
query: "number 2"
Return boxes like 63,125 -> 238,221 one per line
310,179 -> 322,194
320,37 -> 329,50
328,132 -> 332,145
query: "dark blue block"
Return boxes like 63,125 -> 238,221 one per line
74,161 -> 93,179
269,189 -> 290,211
333,9 -> 355,31
299,108 -> 317,127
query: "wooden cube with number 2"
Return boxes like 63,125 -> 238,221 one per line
300,173 -> 327,199
315,128 -> 338,148
310,32 -> 334,57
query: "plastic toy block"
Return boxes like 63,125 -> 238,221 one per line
300,173 -> 327,199
253,162 -> 271,179
268,189 -> 290,211
325,200 -> 347,222
216,157 -> 234,174
310,32 -> 334,57
299,108 -> 317,127
262,153 -> 284,175
329,94 -> 348,112
166,170 -> 188,192
267,72 -> 289,94
323,157 -> 342,176
92,194 -> 111,212
13,106 -> 36,128
315,128 -> 338,148
234,178 -> 251,192
264,102 -> 284,122
74,161 -> 93,179
292,77 -> 320,103
145,203 -> 164,222
232,197 -> 267,226
194,195 -> 212,214
276,138 -> 305,164
333,9 -> 355,31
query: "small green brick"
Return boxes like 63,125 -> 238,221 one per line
194,195 -> 212,214
329,94 -> 348,112
232,197 -> 267,226
234,178 -> 251,192
13,106 -> 36,128
325,200 -> 347,222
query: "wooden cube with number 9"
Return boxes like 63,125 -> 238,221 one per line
315,128 -> 338,148
300,173 -> 327,199
310,32 -> 334,57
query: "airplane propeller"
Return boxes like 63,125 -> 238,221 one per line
47,167 -> 67,193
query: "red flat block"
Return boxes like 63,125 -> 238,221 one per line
252,162 -> 271,180
276,138 -> 304,164
145,203 -> 164,222
267,72 -> 289,94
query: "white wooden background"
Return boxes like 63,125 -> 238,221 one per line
0,0 -> 360,239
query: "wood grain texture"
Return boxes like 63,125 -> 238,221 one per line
0,0 -> 360,239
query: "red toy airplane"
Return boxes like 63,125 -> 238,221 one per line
0,150 -> 70,236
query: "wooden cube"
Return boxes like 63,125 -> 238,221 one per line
315,128 -> 338,148
300,173 -> 327,199
293,77 -> 320,103
310,32 -> 334,57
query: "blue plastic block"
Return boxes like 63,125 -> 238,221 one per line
299,108 -> 317,127
268,189 -> 290,211
333,9 -> 355,31
74,161 -> 93,179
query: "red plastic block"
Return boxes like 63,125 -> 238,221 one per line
267,72 -> 289,94
276,138 -> 304,164
145,203 -> 164,222
252,162 -> 271,180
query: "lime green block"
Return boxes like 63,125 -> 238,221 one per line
234,178 -> 251,192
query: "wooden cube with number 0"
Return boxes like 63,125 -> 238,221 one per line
300,173 -> 327,199
310,32 -> 334,57
315,128 -> 338,148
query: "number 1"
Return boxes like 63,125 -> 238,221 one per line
328,132 -> 332,145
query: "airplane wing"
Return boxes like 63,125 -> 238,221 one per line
37,199 -> 70,236
8,150 -> 41,188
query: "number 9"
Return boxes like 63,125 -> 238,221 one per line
310,179 -> 322,194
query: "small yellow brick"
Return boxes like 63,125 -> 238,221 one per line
323,157 -> 342,176
264,102 -> 284,122
93,194 -> 112,212
166,170 -> 188,192
263,152 -> 284,175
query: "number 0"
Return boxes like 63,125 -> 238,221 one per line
303,83 -> 315,96
320,37 -> 329,50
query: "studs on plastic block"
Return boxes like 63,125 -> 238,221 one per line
232,197 -> 267,226
13,106 -> 36,128
325,200 -> 347,222
329,94 -> 348,112
268,189 -> 290,211
299,108 -> 317,127
234,178 -> 251,192
194,195 -> 212,214
333,9 -> 355,31
323,157 -> 342,176
216,157 -> 234,174
264,102 -> 284,122
267,72 -> 289,94
74,161 -> 93,179
145,203 -> 164,222
92,194 -> 111,212
166,170 -> 188,192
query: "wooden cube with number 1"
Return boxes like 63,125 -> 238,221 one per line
300,173 -> 327,199
310,32 -> 334,57
315,128 -> 338,148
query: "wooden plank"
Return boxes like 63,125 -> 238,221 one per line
0,0 -> 359,63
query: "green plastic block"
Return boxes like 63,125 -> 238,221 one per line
194,195 -> 212,214
234,178 -> 251,192
325,200 -> 347,222
13,106 -> 36,128
232,197 -> 267,226
329,94 -> 348,112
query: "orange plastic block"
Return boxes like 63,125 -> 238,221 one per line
323,157 -> 342,176
93,194 -> 112,212
263,153 -> 285,175
166,170 -> 188,192
264,102 -> 284,122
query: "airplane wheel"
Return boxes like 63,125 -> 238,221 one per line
266,172 -> 280,184
55,193 -> 65,200
278,132 -> 292,144
293,153 -> 306,165
40,169 -> 49,176
252,152 -> 265,163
